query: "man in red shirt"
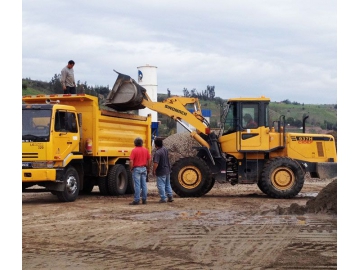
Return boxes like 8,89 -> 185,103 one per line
129,137 -> 151,205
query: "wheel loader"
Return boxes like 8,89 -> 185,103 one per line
106,71 -> 337,199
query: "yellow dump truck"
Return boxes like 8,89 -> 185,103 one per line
22,93 -> 152,202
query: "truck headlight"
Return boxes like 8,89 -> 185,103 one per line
31,161 -> 55,169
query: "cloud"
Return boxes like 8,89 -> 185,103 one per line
22,0 -> 337,104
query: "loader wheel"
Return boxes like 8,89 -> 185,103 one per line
107,164 -> 128,196
98,176 -> 109,195
170,157 -> 213,197
125,168 -> 135,194
203,177 -> 216,195
56,166 -> 80,202
259,157 -> 305,199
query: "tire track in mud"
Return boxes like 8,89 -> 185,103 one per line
23,209 -> 336,269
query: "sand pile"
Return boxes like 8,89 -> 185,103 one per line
160,133 -> 201,166
276,179 -> 337,215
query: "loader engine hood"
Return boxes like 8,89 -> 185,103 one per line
105,70 -> 147,111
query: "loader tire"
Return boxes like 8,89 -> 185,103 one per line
56,166 -> 80,202
98,176 -> 109,195
107,164 -> 128,196
170,157 -> 213,197
259,157 -> 305,199
203,177 -> 216,195
125,168 -> 135,194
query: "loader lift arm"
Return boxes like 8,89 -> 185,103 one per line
105,71 -> 212,148
141,92 -> 211,147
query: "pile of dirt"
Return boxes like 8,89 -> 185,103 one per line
148,133 -> 199,179
161,133 -> 201,165
276,178 -> 337,215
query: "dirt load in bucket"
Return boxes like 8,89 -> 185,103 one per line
160,132 -> 337,215
105,70 -> 147,111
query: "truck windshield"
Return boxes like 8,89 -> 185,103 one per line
22,109 -> 51,142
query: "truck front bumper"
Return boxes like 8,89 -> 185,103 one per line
22,168 -> 65,182
22,168 -> 58,182
22,168 -> 66,191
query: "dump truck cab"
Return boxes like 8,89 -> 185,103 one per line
22,101 -> 83,201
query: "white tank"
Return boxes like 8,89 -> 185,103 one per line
137,65 -> 158,122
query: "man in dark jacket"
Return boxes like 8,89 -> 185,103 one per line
152,138 -> 174,203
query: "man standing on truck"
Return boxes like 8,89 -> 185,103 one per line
129,137 -> 151,205
152,138 -> 174,203
61,60 -> 76,94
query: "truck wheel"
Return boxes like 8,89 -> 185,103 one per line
259,157 -> 305,199
108,164 -> 128,196
170,157 -> 213,197
56,166 -> 80,202
125,168 -> 135,194
98,176 -> 109,195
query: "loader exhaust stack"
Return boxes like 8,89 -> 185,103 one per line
105,70 -> 147,111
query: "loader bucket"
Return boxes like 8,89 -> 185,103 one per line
105,70 -> 146,111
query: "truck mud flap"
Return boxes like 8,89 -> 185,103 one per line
105,70 -> 147,111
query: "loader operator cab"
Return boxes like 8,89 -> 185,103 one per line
222,97 -> 270,136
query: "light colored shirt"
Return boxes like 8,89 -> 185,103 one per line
61,66 -> 75,87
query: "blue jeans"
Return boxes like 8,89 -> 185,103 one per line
156,174 -> 172,201
132,167 -> 148,202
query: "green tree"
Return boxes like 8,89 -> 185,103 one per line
49,73 -> 63,94
286,117 -> 295,126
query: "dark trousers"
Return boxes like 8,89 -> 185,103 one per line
64,86 -> 76,94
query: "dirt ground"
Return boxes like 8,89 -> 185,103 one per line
22,177 -> 337,270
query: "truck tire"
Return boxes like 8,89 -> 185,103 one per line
107,164 -> 128,196
170,157 -> 213,197
259,157 -> 305,199
98,176 -> 109,195
125,168 -> 135,194
56,166 -> 80,202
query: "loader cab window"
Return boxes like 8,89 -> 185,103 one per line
241,104 -> 259,129
223,103 -> 238,135
264,103 -> 269,128
55,111 -> 78,133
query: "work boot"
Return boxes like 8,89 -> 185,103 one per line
142,199 -> 147,205
159,199 -> 167,203
167,196 -> 174,202
129,201 -> 139,205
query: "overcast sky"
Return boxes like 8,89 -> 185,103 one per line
22,0 -> 337,104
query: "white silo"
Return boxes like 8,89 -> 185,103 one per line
137,64 -> 158,122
